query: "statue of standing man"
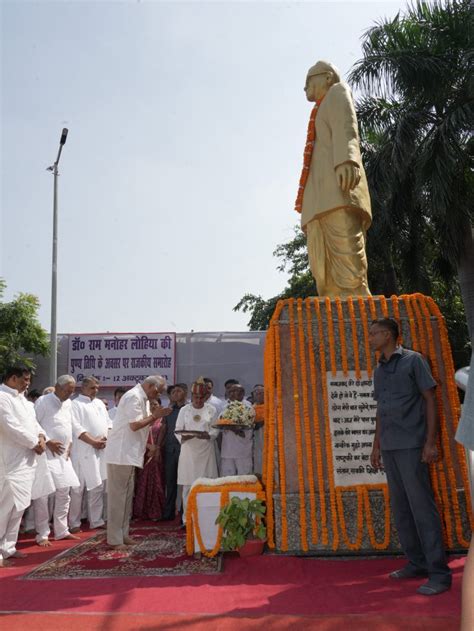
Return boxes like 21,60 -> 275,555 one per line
296,60 -> 372,298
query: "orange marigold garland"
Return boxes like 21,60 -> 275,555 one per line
313,299 -> 340,549
335,487 -> 364,550
401,294 -> 419,351
294,97 -> 325,213
417,293 -> 469,545
363,485 -> 391,550
379,295 -> 389,318
347,297 -> 361,380
305,298 -> 329,544
186,482 -> 265,557
357,297 -> 373,378
335,298 -> 349,375
325,297 -> 338,376
274,303 -> 289,550
391,295 -> 404,345
288,299 -> 309,551
425,296 -> 474,532
296,298 -> 318,545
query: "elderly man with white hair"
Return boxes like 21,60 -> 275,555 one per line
33,375 -> 80,546
105,375 -> 171,549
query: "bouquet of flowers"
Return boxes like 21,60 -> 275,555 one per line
217,401 -> 255,428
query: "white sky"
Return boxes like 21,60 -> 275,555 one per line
1,0 -> 407,334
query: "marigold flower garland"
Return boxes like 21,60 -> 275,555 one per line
363,485 -> 391,550
367,296 -> 380,363
294,97 -> 324,213
288,299 -> 309,550
347,297 -> 361,380
390,295 -> 404,345
335,486 -> 364,550
401,295 -> 418,350
379,295 -> 389,318
274,303 -> 289,550
186,482 -> 265,557
305,298 -> 329,544
313,299 -> 340,549
296,298 -> 319,545
325,297 -> 338,376
417,293 -> 469,546
335,298 -> 349,375
357,297 -> 373,378
425,296 -> 474,533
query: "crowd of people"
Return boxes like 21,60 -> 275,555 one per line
0,368 -> 265,562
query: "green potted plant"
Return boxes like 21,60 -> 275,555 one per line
215,496 -> 266,557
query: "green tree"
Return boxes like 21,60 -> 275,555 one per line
0,279 -> 50,376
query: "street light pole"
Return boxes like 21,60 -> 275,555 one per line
47,128 -> 68,386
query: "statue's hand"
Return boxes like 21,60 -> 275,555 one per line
335,162 -> 361,193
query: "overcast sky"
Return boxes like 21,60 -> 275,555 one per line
1,0 -> 408,334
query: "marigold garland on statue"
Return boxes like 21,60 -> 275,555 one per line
335,298 -> 349,375
363,485 -> 391,550
347,297 -> 361,380
325,297 -> 337,376
335,487 -> 364,550
357,297 -> 373,377
294,97 -> 325,213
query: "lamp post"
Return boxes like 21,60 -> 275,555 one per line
47,128 -> 68,385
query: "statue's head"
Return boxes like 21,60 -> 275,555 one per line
304,60 -> 341,102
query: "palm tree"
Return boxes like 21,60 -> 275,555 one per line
349,0 -> 474,350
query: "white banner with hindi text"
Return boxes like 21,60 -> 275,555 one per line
67,332 -> 176,387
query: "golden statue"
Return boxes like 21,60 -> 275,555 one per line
296,60 -> 372,298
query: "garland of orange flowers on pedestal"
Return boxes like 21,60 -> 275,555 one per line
262,295 -> 470,552
295,299 -> 319,544
185,481 -> 265,557
294,97 -> 325,213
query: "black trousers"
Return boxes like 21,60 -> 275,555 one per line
162,448 -> 180,520
382,448 -> 451,585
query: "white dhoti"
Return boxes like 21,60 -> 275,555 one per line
220,457 -> 253,476
178,439 -> 218,523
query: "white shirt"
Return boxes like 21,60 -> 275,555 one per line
35,392 -> 80,489
105,383 -> 150,467
175,402 -> 219,485
220,402 -> 253,460
71,395 -> 109,490
0,384 -> 43,510
208,394 -> 225,417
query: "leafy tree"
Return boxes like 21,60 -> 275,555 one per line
0,279 -> 50,376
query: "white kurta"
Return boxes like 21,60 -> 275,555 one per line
23,398 -> 55,501
0,385 -> 42,511
71,394 -> 109,490
175,403 -> 219,485
105,383 -> 150,467
35,393 -> 80,489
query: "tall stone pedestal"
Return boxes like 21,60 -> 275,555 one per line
262,294 -> 472,554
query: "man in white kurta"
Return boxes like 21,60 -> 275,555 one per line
175,379 -> 219,523
0,367 -> 46,566
70,376 -> 109,531
220,386 -> 254,476
105,375 -> 170,548
33,375 -> 80,545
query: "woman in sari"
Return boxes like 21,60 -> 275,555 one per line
133,399 -> 166,520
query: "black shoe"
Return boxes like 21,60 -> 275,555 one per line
416,580 -> 451,596
389,566 -> 429,579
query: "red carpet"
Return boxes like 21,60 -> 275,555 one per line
0,525 -> 463,629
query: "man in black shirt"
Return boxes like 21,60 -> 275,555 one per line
161,384 -> 187,521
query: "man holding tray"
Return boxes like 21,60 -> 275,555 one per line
175,378 -> 219,523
